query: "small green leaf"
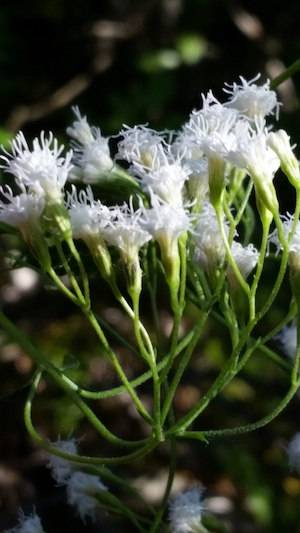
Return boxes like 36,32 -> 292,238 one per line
62,353 -> 80,370
202,513 -> 231,533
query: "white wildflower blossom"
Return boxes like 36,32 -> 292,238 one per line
66,106 -> 95,145
0,187 -> 45,231
117,124 -> 167,167
267,129 -> 300,187
183,96 -> 238,159
225,120 -> 280,214
6,511 -> 45,533
67,107 -> 113,181
268,213 -> 300,255
67,185 -> 112,240
102,199 -> 152,265
225,121 -> 280,182
67,471 -> 108,520
169,488 -> 205,533
133,156 -> 191,207
46,437 -> 79,483
139,191 -> 193,247
193,201 -> 230,270
185,158 -> 209,203
223,74 -> 280,120
287,433 -> 300,470
0,132 -> 73,202
276,322 -> 297,359
227,241 -> 259,284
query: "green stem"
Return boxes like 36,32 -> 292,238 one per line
54,236 -> 86,306
66,236 -> 91,308
0,312 -> 147,448
160,309 -> 209,425
165,338 -> 260,437
84,308 -> 154,425
270,59 -> 300,90
248,217 -> 271,320
148,437 -> 177,533
181,381 -> 300,440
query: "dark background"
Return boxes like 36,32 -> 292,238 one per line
1,1 -> 300,532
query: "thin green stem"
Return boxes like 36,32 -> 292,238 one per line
66,236 -> 91,308
84,308 -> 154,425
165,338 -> 260,437
270,59 -> 300,90
148,438 -> 177,533
160,309 -> 209,425
248,218 -> 271,320
0,312 -> 148,448
181,381 -> 300,440
216,208 -> 250,296
54,236 -> 86,306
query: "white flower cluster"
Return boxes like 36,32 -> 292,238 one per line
46,437 -> 107,520
1,73 -> 299,288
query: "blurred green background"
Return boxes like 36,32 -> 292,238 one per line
1,0 -> 300,532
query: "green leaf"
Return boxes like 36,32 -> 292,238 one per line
62,353 -> 80,370
202,513 -> 231,533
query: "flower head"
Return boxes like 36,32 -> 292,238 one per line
102,199 -> 152,266
139,192 -> 193,250
227,241 -> 259,286
67,471 -> 108,520
6,511 -> 45,533
223,74 -> 280,120
268,213 -> 300,256
193,201 -> 230,271
169,488 -> 205,533
1,132 -> 72,202
67,107 -> 113,182
67,185 -> 111,240
46,436 -> 80,483
225,121 -> 280,215
267,129 -> 300,188
0,187 -> 45,231
276,322 -> 296,360
117,124 -> 167,168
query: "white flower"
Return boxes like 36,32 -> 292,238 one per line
67,185 -> 112,240
287,433 -> 300,469
267,129 -> 300,187
0,187 -> 45,230
67,471 -> 108,520
225,121 -> 280,214
46,437 -> 79,483
193,201 -> 230,270
6,511 -> 44,533
0,132 -> 73,202
139,192 -> 193,248
276,322 -> 297,359
268,213 -> 300,255
183,95 -> 238,159
117,124 -> 167,167
67,108 -> 113,181
227,241 -> 259,284
185,158 -> 209,203
169,488 -> 205,533
225,122 -> 280,183
134,157 -> 190,207
223,74 -> 280,120
102,200 -> 152,265
66,106 -> 95,145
